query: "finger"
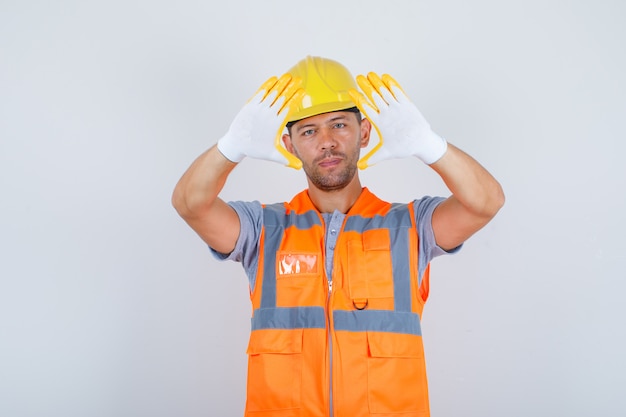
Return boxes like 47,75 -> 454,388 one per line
360,72 -> 392,111
367,72 -> 397,105
275,81 -> 304,170
277,77 -> 304,115
381,74 -> 410,103
250,76 -> 279,102
348,89 -> 376,119
273,104 -> 303,170
355,74 -> 381,111
281,87 -> 304,119
268,73 -> 293,106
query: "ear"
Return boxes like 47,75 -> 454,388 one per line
282,133 -> 296,155
359,118 -> 372,148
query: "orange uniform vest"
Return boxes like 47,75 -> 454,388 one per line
245,188 -> 431,417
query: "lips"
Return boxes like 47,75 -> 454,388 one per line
316,151 -> 345,167
318,157 -> 342,168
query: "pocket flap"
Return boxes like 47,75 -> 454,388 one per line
247,329 -> 303,355
367,331 -> 422,359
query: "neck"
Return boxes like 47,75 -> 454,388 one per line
306,175 -> 364,214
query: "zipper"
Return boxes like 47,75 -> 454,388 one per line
323,212 -> 343,417
327,274 -> 333,417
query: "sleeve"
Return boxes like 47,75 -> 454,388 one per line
208,200 -> 263,286
414,196 -> 462,280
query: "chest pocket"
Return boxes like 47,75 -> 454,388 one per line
346,228 -> 394,300
276,252 -> 319,277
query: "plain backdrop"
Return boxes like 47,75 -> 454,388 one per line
1,1 -> 625,416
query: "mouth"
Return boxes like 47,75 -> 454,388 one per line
316,151 -> 345,168
318,157 -> 343,168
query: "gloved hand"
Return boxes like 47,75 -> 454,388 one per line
217,73 -> 304,169
348,72 -> 447,169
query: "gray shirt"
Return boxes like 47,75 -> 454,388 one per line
211,196 -> 460,290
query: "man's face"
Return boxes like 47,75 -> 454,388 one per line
283,111 -> 371,192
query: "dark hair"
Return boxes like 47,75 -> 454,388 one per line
286,107 -> 361,131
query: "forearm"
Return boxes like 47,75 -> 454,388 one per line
171,144 -> 237,219
430,143 -> 505,219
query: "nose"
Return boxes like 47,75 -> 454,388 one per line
319,127 -> 337,150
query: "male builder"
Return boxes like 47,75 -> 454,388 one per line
172,56 -> 504,417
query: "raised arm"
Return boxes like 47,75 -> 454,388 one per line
429,144 -> 504,251
349,72 -> 504,250
172,74 -> 304,253
172,145 -> 240,253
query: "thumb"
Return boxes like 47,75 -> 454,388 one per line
266,147 -> 292,167
360,143 -> 391,168
357,119 -> 386,169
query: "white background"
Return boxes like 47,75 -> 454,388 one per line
1,1 -> 625,416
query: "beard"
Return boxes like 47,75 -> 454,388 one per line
301,149 -> 359,192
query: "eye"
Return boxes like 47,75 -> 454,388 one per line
303,129 -> 315,136
333,122 -> 346,129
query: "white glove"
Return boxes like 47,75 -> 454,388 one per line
217,74 -> 304,169
349,72 -> 447,168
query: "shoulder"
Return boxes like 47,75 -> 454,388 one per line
228,200 -> 263,218
412,196 -> 446,220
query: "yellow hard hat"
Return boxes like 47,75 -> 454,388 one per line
286,56 -> 358,123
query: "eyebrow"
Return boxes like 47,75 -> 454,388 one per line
296,115 -> 349,133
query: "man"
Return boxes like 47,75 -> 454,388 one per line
172,56 -> 504,417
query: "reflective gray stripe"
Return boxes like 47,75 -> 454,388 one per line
261,205 -> 283,309
261,204 -> 322,309
333,309 -> 422,335
264,204 -> 323,229
342,203 -> 411,231
344,205 -> 413,312
390,225 -> 411,312
251,306 -> 326,330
